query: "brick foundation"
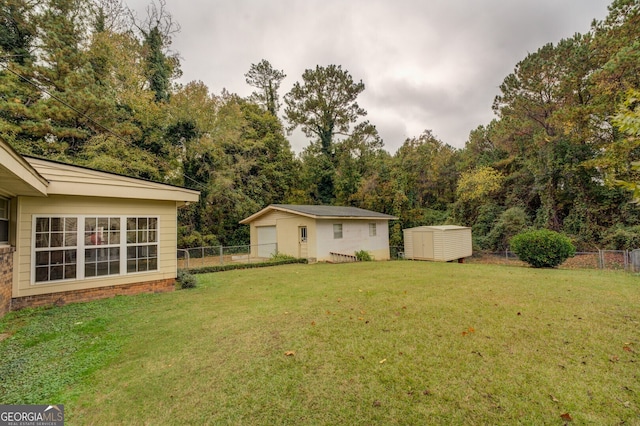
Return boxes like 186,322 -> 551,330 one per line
0,246 -> 14,317
10,278 -> 175,311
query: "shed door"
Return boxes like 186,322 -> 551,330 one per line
414,231 -> 434,259
257,226 -> 277,258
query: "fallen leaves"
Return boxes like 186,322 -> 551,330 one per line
284,351 -> 295,356
560,412 -> 572,422
462,327 -> 475,336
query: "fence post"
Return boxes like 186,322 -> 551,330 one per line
220,245 -> 223,265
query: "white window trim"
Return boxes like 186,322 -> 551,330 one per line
369,223 -> 377,237
31,215 -> 160,285
0,198 -> 9,244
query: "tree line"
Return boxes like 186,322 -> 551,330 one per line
1,0 -> 639,251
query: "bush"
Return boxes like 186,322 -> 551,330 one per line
270,252 -> 297,262
176,269 -> 197,289
355,250 -> 373,261
603,226 -> 640,250
510,229 -> 576,268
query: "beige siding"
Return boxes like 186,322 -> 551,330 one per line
403,226 -> 472,261
276,216 -> 317,259
14,195 -> 178,298
26,158 -> 199,203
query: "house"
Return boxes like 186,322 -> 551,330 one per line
0,139 -> 199,316
403,225 -> 472,262
240,204 -> 398,262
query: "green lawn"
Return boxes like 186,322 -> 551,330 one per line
1,262 -> 639,424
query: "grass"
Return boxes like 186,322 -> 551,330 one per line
1,262 -> 639,424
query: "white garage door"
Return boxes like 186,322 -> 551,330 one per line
257,226 -> 277,258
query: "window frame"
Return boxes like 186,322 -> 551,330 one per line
369,223 -> 377,237
0,198 -> 9,244
31,215 -> 160,285
333,223 -> 343,239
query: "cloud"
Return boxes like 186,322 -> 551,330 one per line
129,0 -> 612,153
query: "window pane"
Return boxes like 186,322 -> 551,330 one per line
85,218 -> 97,232
36,218 -> 49,233
50,265 -> 63,281
35,233 -> 49,248
110,260 -> 120,273
51,218 -> 63,232
85,262 -> 96,277
127,259 -> 137,273
149,218 -> 157,230
65,265 -> 76,279
50,232 -> 63,247
138,259 -> 148,271
127,218 -> 137,231
66,218 -> 77,231
127,231 -> 136,244
35,267 -> 49,282
149,258 -> 157,270
127,246 -> 136,259
36,251 -> 49,266
0,221 -> 7,243
65,232 -> 77,247
51,250 -> 63,264
138,217 -> 148,230
0,199 -> 7,219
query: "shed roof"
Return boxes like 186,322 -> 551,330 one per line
404,225 -> 470,231
240,204 -> 398,224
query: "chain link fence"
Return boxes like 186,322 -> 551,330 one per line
470,249 -> 639,272
177,243 -> 277,270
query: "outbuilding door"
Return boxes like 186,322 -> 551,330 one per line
257,226 -> 277,258
413,231 -> 434,259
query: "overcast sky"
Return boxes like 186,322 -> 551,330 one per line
128,0 -> 612,154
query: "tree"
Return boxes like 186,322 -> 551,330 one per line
134,0 -> 181,103
245,59 -> 286,116
284,64 -> 366,203
284,64 -> 366,155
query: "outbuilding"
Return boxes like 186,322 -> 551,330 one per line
403,225 -> 472,262
240,204 -> 398,263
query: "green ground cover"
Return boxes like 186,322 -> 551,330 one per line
1,262 -> 639,424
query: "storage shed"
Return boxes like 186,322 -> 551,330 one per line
403,225 -> 472,262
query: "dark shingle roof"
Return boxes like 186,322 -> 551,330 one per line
271,204 -> 397,219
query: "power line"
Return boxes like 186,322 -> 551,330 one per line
0,62 -> 208,192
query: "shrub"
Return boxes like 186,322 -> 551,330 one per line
487,206 -> 530,251
270,252 -> 297,262
176,269 -> 197,289
510,229 -> 576,268
603,226 -> 640,250
355,250 -> 373,261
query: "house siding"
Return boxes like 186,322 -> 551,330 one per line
14,195 -> 178,299
316,219 -> 391,261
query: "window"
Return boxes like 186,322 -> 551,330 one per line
32,216 -> 158,284
333,224 -> 343,239
34,217 -> 78,282
299,226 -> 307,243
126,217 -> 158,273
369,223 -> 377,237
84,217 -> 120,277
0,198 -> 8,244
